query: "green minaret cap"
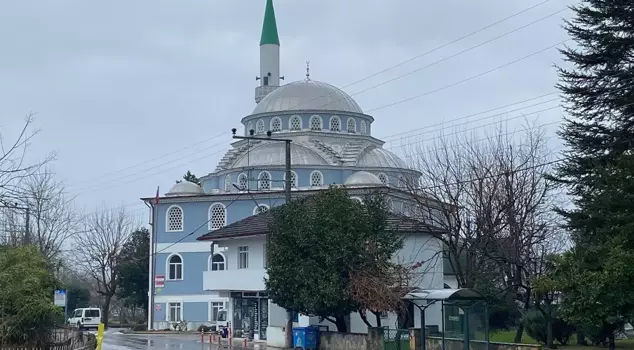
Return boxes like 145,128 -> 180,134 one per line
260,0 -> 280,46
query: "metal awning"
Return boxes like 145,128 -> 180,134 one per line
402,288 -> 485,302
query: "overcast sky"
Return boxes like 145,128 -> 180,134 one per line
0,0 -> 576,219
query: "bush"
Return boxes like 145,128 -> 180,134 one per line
522,308 -> 574,345
0,246 -> 63,345
131,324 -> 147,332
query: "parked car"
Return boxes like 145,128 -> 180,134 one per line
67,308 -> 102,330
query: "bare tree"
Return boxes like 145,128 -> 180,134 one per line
73,205 -> 138,327
403,121 -> 562,341
0,114 -> 55,203
18,169 -> 80,263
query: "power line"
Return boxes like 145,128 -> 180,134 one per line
282,0 -> 557,111
377,74 -> 634,142
66,137 -> 232,195
68,132 -> 228,188
365,39 -> 569,113
320,7 -> 568,109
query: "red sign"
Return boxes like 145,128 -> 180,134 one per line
155,275 -> 165,288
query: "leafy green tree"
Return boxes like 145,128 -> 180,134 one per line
265,187 -> 399,332
0,246 -> 62,345
550,1 -> 634,347
65,285 -> 91,312
176,170 -> 200,185
117,227 -> 150,319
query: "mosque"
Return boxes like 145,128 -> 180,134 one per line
143,0 -> 444,345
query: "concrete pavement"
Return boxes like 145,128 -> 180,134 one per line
100,330 -> 271,350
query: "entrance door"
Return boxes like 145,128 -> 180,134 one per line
259,298 -> 268,340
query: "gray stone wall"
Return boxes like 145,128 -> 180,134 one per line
318,327 -> 384,350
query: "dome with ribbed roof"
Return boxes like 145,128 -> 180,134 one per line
165,181 -> 205,197
344,171 -> 384,187
252,80 -> 363,115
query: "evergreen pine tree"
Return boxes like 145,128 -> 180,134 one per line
555,0 -> 634,200
552,1 -> 634,346
175,170 -> 200,185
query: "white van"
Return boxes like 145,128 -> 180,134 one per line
68,308 -> 102,330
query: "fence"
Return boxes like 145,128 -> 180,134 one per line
0,329 -> 96,350
383,328 -> 410,350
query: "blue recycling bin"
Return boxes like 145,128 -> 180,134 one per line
293,326 -> 319,349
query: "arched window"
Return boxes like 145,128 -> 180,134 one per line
208,203 -> 226,230
224,175 -> 231,192
398,176 -> 405,188
256,119 -> 265,134
167,254 -> 183,280
246,121 -> 253,135
329,116 -> 341,132
237,173 -> 248,190
351,197 -> 363,204
253,204 -> 270,215
290,116 -> 302,131
310,171 -> 323,187
270,117 -> 282,132
378,173 -> 388,185
258,171 -> 271,190
360,120 -> 367,134
386,198 -> 394,212
310,115 -> 322,131
166,205 -> 184,232
209,254 -> 225,271
284,171 -> 297,188
347,118 -> 356,133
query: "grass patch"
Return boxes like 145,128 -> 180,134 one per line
488,330 -> 634,349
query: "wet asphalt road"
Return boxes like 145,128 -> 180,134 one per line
100,331 -> 266,350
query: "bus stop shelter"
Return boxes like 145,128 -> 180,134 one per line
402,288 -> 489,350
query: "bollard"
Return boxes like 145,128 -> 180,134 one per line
96,323 -> 105,350
228,326 -> 232,347
209,334 -> 212,344
218,333 -> 221,345
200,331 -> 204,343
244,337 -> 247,347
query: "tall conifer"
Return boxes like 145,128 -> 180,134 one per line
552,2 -> 634,346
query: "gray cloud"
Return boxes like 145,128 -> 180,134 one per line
0,0 -> 576,215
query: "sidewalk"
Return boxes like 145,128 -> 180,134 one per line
199,333 -> 269,349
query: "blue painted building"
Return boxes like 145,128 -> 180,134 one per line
142,0 -> 445,345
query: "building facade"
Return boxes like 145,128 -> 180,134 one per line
143,0 -> 445,344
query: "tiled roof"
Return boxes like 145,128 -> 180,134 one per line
197,206 -> 444,241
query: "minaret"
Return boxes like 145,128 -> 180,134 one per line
255,0 -> 283,104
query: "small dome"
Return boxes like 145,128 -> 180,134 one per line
357,147 -> 408,169
252,80 -> 363,114
344,171 -> 384,187
231,142 -> 329,168
165,181 -> 205,197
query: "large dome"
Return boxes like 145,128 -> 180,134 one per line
357,147 -> 408,169
252,80 -> 363,115
231,142 -> 329,168
165,181 -> 205,197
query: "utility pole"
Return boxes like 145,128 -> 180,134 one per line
231,127 -> 293,347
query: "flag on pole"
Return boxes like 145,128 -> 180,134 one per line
154,186 -> 160,205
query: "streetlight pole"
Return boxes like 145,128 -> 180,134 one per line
231,127 -> 293,347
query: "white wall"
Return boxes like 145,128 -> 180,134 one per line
397,234 -> 444,329
444,275 -> 458,289
216,236 -> 267,271
305,233 -> 445,334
